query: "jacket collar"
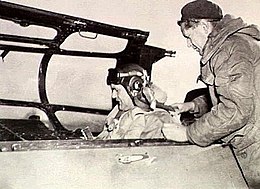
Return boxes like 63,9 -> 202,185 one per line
201,14 -> 260,65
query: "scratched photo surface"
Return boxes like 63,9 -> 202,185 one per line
0,1 -> 259,189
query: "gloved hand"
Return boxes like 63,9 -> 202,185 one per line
142,86 -> 156,109
149,84 -> 167,104
162,122 -> 188,142
134,83 -> 167,110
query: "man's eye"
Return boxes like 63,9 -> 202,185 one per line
113,89 -> 119,92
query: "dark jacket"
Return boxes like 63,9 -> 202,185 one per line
186,15 -> 260,151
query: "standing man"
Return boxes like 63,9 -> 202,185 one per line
166,0 -> 260,188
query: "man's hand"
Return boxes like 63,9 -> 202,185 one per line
142,86 -> 156,109
162,123 -> 188,142
141,84 -> 168,110
170,102 -> 195,114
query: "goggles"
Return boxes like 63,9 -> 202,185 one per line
106,68 -> 148,86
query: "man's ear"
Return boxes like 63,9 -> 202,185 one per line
200,19 -> 212,35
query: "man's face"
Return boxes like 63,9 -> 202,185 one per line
111,84 -> 134,111
180,22 -> 209,55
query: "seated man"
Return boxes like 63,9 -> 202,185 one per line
96,63 -> 179,139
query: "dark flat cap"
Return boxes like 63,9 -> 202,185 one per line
177,0 -> 223,25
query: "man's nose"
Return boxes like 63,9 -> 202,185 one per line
111,90 -> 117,98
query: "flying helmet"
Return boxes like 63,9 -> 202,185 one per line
107,64 -> 149,98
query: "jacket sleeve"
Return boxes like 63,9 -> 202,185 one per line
187,38 -> 255,146
192,94 -> 211,117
